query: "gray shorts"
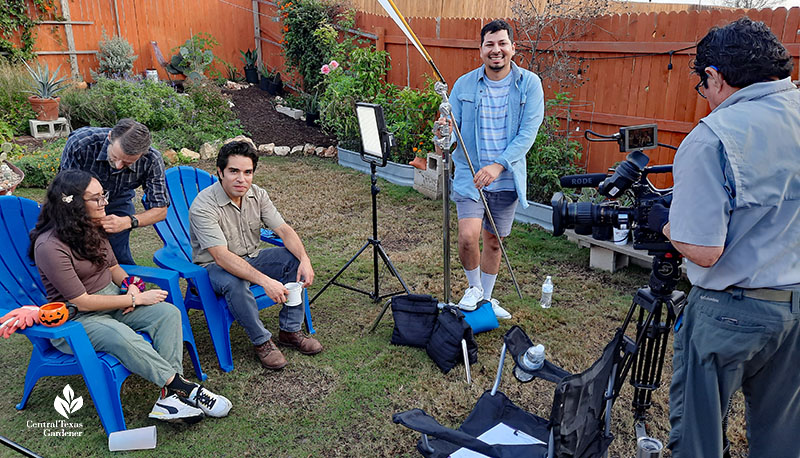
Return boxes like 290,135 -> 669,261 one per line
454,191 -> 518,237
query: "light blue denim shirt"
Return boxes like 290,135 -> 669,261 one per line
449,62 -> 545,208
669,78 -> 800,289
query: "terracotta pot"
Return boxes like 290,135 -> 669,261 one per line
28,96 -> 60,121
409,156 -> 427,170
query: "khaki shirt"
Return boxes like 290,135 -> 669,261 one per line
189,182 -> 285,266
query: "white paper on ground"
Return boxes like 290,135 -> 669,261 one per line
449,422 -> 545,457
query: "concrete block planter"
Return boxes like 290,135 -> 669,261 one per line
337,147 -> 415,187
514,200 -> 553,232
339,147 -> 553,229
275,105 -> 303,120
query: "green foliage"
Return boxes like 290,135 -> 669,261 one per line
151,80 -> 243,151
239,48 -> 257,70
8,137 -> 64,188
278,0 -> 344,91
60,77 -> 241,151
60,78 -> 191,131
0,0 -> 55,61
166,33 -> 218,81
94,31 -> 137,78
526,92 -> 584,203
0,61 -> 37,135
23,61 -> 68,99
318,46 -> 390,143
377,80 -> 441,163
258,62 -> 276,80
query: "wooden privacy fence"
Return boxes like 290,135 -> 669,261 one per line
14,2 -> 800,184
345,9 -> 800,187
20,0 -> 259,84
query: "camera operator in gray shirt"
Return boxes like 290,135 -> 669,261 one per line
646,17 -> 800,458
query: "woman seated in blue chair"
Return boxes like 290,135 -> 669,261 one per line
28,169 -> 232,423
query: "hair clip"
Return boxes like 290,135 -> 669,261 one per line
61,193 -> 73,204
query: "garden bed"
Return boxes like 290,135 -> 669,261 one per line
225,85 -> 335,149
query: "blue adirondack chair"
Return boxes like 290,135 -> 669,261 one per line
148,166 -> 315,372
0,196 -> 206,435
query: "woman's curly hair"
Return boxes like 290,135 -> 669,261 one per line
28,169 -> 109,267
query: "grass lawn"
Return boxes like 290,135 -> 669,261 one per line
0,156 -> 749,457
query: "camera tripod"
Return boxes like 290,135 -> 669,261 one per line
310,162 -> 410,305
612,250 -> 685,439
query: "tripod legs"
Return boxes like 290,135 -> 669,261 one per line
309,237 -> 410,305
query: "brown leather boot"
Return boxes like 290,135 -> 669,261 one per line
277,330 -> 323,355
254,339 -> 287,370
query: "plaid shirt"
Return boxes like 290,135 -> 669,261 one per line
60,127 -> 169,208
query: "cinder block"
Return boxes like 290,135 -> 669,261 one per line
29,117 -> 71,139
413,154 -> 444,199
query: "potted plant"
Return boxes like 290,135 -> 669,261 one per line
303,91 -> 320,126
239,48 -> 258,84
258,63 -> 275,92
24,61 -> 68,121
269,71 -> 284,96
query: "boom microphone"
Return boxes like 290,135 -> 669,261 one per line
559,173 -> 609,188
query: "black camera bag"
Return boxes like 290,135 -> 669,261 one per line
390,294 -> 439,348
426,305 -> 478,373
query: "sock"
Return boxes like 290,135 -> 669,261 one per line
465,267 -> 481,288
165,374 -> 197,399
481,271 -> 498,300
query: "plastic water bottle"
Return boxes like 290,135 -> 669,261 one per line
540,276 -> 553,308
521,344 -> 545,371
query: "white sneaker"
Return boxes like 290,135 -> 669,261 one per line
149,389 -> 205,423
458,286 -> 484,312
188,385 -> 232,418
490,298 -> 512,320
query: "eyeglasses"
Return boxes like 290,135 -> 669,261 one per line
695,80 -> 707,99
86,191 -> 110,206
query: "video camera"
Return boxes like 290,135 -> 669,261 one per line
550,124 -> 676,254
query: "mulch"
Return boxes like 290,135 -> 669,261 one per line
225,85 -> 337,149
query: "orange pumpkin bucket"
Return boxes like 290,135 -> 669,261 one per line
39,302 -> 68,327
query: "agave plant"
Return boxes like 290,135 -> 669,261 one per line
23,61 -> 69,99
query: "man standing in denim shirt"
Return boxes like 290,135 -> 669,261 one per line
436,19 -> 544,319
646,18 -> 800,457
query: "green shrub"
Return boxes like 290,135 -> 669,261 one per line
165,33 -> 218,81
378,80 -> 441,164
0,61 -> 37,135
526,93 -> 583,204
94,31 -> 138,78
319,46 -> 390,144
278,0 -> 344,91
9,138 -> 65,188
151,80 -> 243,151
61,78 -> 190,131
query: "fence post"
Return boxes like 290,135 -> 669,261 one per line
376,26 -> 385,52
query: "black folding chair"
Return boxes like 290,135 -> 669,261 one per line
394,325 -> 635,458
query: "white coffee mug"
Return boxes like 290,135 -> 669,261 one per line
284,282 -> 303,306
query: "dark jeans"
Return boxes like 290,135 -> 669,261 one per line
106,197 -> 135,265
205,247 -> 304,346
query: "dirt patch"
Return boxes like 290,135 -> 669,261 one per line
225,85 -> 336,149
246,362 -> 338,413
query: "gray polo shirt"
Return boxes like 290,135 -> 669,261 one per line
669,78 -> 800,290
189,181 -> 285,266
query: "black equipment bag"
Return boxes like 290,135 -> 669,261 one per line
391,294 -> 439,348
426,305 -> 478,373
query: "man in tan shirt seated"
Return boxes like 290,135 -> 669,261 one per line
189,141 -> 322,370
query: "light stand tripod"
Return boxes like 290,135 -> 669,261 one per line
311,103 -> 410,306
310,162 -> 410,304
